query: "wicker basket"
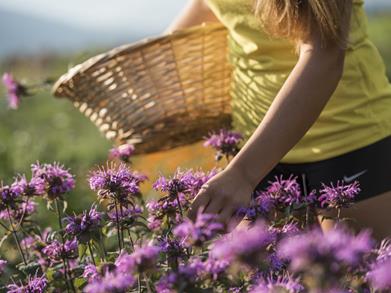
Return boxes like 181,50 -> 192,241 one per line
52,23 -> 233,155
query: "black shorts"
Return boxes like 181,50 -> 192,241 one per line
253,135 -> 391,203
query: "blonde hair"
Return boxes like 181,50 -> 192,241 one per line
253,0 -> 351,46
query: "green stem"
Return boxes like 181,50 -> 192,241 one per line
301,174 -> 310,228
114,200 -> 123,252
6,208 -> 27,265
0,220 -> 10,231
88,241 -> 97,266
305,206 -> 310,228
119,204 -> 126,249
61,255 -> 71,293
175,193 -> 183,218
55,200 -> 76,293
99,231 -> 107,261
127,228 -> 135,252
144,273 -> 152,293
55,199 -> 64,231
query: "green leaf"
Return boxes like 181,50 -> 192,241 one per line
45,267 -> 55,282
63,200 -> 68,213
0,232 -> 10,248
131,221 -> 150,230
74,277 -> 87,289
79,242 -> 87,253
17,261 -> 41,275
46,200 -> 53,211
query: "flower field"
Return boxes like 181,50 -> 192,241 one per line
0,132 -> 390,292
1,12 -> 391,293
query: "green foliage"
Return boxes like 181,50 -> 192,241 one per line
0,12 -> 390,265
0,53 -> 112,227
368,13 -> 391,78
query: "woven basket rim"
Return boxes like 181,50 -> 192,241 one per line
51,22 -> 226,97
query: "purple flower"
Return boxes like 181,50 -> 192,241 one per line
107,205 -> 142,227
267,252 -> 285,272
269,222 -> 301,240
83,264 -> 100,282
153,168 -> 195,197
115,245 -> 160,273
31,162 -> 75,200
203,129 -> 243,161
109,144 -> 135,163
42,238 -> 78,261
156,261 -> 204,293
21,236 -> 37,251
211,221 -> 275,268
0,183 -> 23,210
2,73 -> 28,110
318,180 -> 360,209
11,175 -> 46,197
250,273 -> 304,293
151,169 -> 219,225
153,168 -> 219,199
21,228 -> 51,250
19,229 -> 52,269
0,200 -> 37,221
278,227 -> 374,287
157,236 -> 186,259
147,215 -> 163,231
146,193 -> 188,229
183,168 -> 219,198
89,163 -> 146,204
0,259 -> 7,274
7,274 -> 47,293
202,257 -> 230,281
84,271 -> 135,293
367,258 -> 391,290
237,195 -> 275,222
260,175 -> 309,210
376,239 -> 391,264
65,206 -> 102,241
173,211 -> 224,247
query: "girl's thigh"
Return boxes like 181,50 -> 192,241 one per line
318,191 -> 391,241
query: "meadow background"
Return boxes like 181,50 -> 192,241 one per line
0,0 -> 390,262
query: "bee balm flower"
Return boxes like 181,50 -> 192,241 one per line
2,73 -> 30,110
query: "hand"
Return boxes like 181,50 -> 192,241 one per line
187,166 -> 254,231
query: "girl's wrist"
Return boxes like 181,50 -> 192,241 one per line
225,160 -> 261,191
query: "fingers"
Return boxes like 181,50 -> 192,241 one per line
218,205 -> 236,230
188,191 -> 211,221
226,212 -> 244,233
203,197 -> 223,215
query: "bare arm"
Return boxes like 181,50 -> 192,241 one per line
228,41 -> 346,188
188,2 -> 353,226
164,0 -> 220,34
227,3 -> 353,189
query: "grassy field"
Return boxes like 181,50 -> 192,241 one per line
0,54 -> 221,232
0,13 -> 390,237
367,13 -> 391,77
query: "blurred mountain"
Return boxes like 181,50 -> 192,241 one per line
0,8 -> 144,57
0,1 -> 390,58
367,0 -> 391,11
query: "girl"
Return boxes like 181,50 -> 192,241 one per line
166,0 -> 391,239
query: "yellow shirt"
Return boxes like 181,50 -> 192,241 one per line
205,0 -> 391,163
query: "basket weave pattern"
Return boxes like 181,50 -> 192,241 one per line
52,23 -> 233,154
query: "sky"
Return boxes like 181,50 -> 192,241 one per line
0,0 -> 389,33
0,0 -> 186,33
0,0 -> 390,56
